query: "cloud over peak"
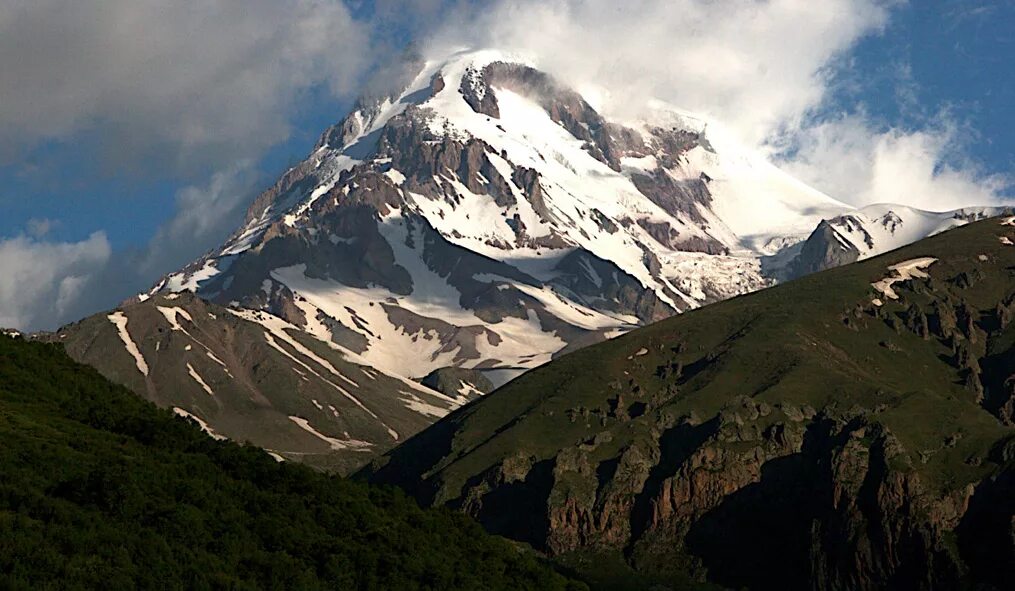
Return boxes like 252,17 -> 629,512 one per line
421,0 -> 1008,209
425,0 -> 892,146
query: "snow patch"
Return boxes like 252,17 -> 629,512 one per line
173,408 -> 227,440
871,258 -> 938,300
384,168 -> 406,185
107,311 -> 149,376
157,306 -> 195,331
186,363 -> 214,396
400,391 -> 453,418
288,416 -> 373,451
165,259 -> 220,293
457,380 -> 484,399
205,350 -> 232,375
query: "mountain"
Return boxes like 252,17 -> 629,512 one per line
780,204 -> 1013,280
51,48 -> 1010,471
364,216 -> 1015,590
48,292 -> 460,473
0,332 -> 584,590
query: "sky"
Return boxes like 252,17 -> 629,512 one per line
0,0 -> 1012,331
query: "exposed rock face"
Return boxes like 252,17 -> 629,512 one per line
788,220 -> 862,279
366,218 -> 1015,590
630,171 -> 713,226
427,408 -> 987,590
784,205 -> 1015,274
550,250 -> 676,324
381,399 -> 1009,590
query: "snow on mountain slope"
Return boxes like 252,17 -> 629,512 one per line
60,48 -> 1009,470
827,204 -> 1009,259
639,103 -> 851,252
782,203 -> 1012,280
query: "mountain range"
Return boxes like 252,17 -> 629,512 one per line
7,45 -> 1014,590
45,49 -> 1011,472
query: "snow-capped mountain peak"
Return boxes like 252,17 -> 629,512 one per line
155,48 -> 1010,377
110,48 -> 1010,467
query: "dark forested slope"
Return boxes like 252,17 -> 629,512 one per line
0,335 -> 584,590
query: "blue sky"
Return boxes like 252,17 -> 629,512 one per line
835,1 -> 1014,171
0,0 -> 1012,330
0,93 -> 351,250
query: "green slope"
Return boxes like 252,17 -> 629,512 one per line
0,335 -> 585,590
365,217 -> 1015,590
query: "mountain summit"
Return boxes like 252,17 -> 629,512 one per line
51,49 -> 1010,470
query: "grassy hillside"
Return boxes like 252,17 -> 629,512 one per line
366,217 -> 1015,590
0,335 -> 585,590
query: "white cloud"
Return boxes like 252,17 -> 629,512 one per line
427,0 -> 891,146
140,162 -> 261,276
0,0 -> 368,174
0,232 -> 111,330
782,113 -> 1011,210
0,0 -> 373,331
0,165 -> 267,332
